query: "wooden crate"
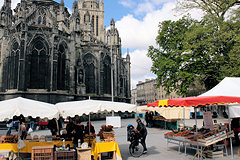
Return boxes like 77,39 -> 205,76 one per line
198,131 -> 227,146
0,135 -> 18,143
102,131 -> 115,139
32,146 -> 54,160
54,150 -> 75,160
205,150 -> 223,158
76,148 -> 91,160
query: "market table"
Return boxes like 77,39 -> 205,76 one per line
0,140 -> 73,153
91,141 -> 122,160
165,130 -> 233,159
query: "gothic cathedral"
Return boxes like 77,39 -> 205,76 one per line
0,0 -> 131,103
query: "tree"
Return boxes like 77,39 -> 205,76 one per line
176,0 -> 240,22
148,16 -> 199,96
148,11 -> 240,96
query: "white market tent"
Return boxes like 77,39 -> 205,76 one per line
0,97 -> 59,121
198,77 -> 240,159
198,77 -> 240,118
56,99 -> 137,118
199,77 -> 240,97
228,104 -> 240,118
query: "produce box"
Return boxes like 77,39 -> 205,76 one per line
54,150 -> 75,160
104,137 -> 115,142
102,131 -> 115,139
0,135 -> 18,143
205,150 -> 223,158
198,131 -> 227,146
76,148 -> 91,160
226,131 -> 234,138
32,146 -> 54,160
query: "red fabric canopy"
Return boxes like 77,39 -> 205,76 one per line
168,96 -> 240,107
147,100 -> 159,107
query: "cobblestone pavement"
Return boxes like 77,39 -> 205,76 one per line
0,118 -> 239,160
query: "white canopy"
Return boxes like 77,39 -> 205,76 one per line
199,77 -> 240,97
56,100 -> 137,118
0,97 -> 59,121
228,104 -> 240,118
198,77 -> 240,118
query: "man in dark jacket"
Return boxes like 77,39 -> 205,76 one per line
136,117 -> 148,153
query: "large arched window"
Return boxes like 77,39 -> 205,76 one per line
103,56 -> 111,94
29,37 -> 49,89
57,43 -> 68,90
84,54 -> 96,94
5,41 -> 19,89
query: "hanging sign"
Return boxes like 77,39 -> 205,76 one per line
203,111 -> 214,130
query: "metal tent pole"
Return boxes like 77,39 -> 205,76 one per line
227,105 -> 234,159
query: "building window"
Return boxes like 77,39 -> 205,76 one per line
76,18 -> 80,25
91,15 -> 95,33
29,38 -> 48,89
96,16 -> 98,36
103,55 -> 111,94
37,8 -> 47,25
43,16 -> 46,25
84,54 -> 96,94
4,41 -> 19,89
38,16 -> 41,24
57,43 -> 68,90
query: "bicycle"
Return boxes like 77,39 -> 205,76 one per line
127,124 -> 144,157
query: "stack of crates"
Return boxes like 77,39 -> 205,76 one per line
32,146 -> 54,160
54,150 -> 75,160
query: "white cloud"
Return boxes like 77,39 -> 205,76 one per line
116,1 -> 203,88
119,0 -> 136,8
134,2 -> 155,15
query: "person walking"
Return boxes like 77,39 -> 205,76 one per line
145,112 -> 149,127
148,111 -> 153,128
6,119 -> 13,135
136,116 -> 148,154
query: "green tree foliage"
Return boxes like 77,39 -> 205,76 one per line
148,2 -> 240,96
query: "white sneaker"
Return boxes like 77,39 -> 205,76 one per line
143,150 -> 147,154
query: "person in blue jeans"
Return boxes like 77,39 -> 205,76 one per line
136,116 -> 148,154
6,119 -> 13,135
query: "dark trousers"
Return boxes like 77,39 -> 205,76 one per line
141,132 -> 147,151
234,132 -> 239,144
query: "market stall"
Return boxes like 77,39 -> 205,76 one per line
146,100 -> 190,130
161,96 -> 240,159
57,99 -> 136,160
0,97 -> 67,159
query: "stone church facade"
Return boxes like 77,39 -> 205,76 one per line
0,0 -> 131,103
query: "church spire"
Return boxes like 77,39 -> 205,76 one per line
110,18 -> 115,29
60,0 -> 64,6
4,0 -> 11,8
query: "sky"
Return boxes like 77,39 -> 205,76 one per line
0,0 -> 203,89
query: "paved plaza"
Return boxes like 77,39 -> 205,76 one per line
0,118 -> 240,160
90,118 -> 239,160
